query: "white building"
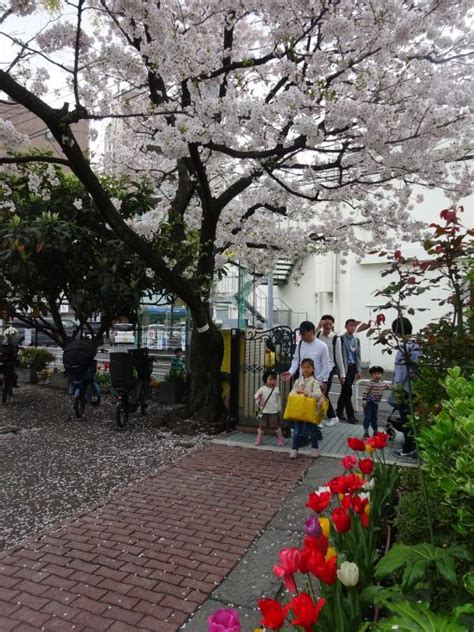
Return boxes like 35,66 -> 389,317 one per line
277,190 -> 473,370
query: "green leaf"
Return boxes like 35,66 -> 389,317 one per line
376,600 -> 469,631
435,553 -> 458,585
402,559 -> 428,591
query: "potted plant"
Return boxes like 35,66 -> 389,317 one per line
95,369 -> 112,394
18,348 -> 55,384
159,366 -> 185,404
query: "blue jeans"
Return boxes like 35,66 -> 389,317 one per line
292,422 -> 319,450
363,398 -> 378,433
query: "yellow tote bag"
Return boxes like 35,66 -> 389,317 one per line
283,394 -> 329,424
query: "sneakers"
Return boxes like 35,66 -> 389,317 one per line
347,417 -> 358,425
325,417 -> 339,427
255,431 -> 264,447
312,448 -> 320,458
289,449 -> 298,459
363,432 -> 369,439
394,449 -> 417,459
276,430 -> 285,447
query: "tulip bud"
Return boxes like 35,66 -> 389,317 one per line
336,561 -> 359,587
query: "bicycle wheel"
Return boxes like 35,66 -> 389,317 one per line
116,402 -> 128,429
73,389 -> 85,418
139,388 -> 147,415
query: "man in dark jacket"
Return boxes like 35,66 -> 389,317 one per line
336,318 -> 362,424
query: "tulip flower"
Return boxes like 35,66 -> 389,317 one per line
358,458 -> 374,475
208,608 -> 241,632
306,491 -> 331,513
257,598 -> 288,630
325,546 -> 337,562
337,561 -> 359,587
304,515 -> 322,538
310,554 -> 338,585
367,432 -> 389,450
288,593 -> 325,632
350,495 -> 369,514
347,437 -> 366,451
342,455 -> 357,470
332,507 -> 351,533
319,517 -> 331,537
273,547 -> 301,594
361,512 -> 370,528
304,534 -> 328,557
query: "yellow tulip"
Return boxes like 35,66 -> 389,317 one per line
364,504 -> 371,517
365,444 -> 376,454
325,546 -> 337,561
319,517 -> 331,537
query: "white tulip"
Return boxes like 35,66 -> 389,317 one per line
337,562 -> 359,587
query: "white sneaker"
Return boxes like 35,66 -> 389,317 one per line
289,449 -> 298,459
325,417 -> 339,427
312,448 -> 320,458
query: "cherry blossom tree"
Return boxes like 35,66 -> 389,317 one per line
0,0 -> 472,424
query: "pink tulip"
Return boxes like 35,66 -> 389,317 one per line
273,547 -> 301,594
208,608 -> 241,632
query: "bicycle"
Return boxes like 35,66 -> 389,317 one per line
110,349 -> 152,429
64,340 -> 101,418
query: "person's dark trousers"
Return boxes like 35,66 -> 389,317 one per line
326,366 -> 338,419
399,402 -> 415,453
292,422 -> 319,450
363,397 -> 378,434
337,363 -> 357,421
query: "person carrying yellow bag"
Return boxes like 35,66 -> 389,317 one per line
284,358 -> 327,459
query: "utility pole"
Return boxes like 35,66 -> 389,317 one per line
267,271 -> 274,329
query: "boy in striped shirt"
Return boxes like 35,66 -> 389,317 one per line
362,366 -> 390,438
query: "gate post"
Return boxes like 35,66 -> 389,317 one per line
228,328 -> 241,431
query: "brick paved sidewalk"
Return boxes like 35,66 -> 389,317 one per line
0,444 -> 311,632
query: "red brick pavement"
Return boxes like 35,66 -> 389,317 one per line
0,444 -> 310,631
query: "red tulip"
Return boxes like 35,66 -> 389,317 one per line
310,554 -> 338,585
328,475 -> 348,494
306,491 -> 331,513
367,432 -> 389,450
332,507 -> 351,533
342,455 -> 357,470
350,495 -> 369,514
361,513 -> 370,528
347,437 -> 366,452
258,597 -> 288,630
288,593 -> 325,632
273,547 -> 301,594
358,458 -> 374,475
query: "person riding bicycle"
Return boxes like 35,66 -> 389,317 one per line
63,339 -> 100,403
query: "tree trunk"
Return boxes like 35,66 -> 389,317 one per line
182,320 -> 226,430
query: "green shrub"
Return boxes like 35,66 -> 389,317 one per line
395,477 -> 452,547
18,347 -> 55,371
418,368 -> 474,537
164,366 -> 185,382
95,371 -> 111,388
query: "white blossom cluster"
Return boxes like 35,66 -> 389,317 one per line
0,0 -> 472,281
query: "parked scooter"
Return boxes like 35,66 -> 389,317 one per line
63,339 -> 101,418
110,348 -> 152,429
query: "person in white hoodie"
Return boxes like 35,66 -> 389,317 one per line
316,315 -> 346,427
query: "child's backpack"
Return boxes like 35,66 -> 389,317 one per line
63,339 -> 95,380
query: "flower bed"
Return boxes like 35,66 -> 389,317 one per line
209,425 -> 473,630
